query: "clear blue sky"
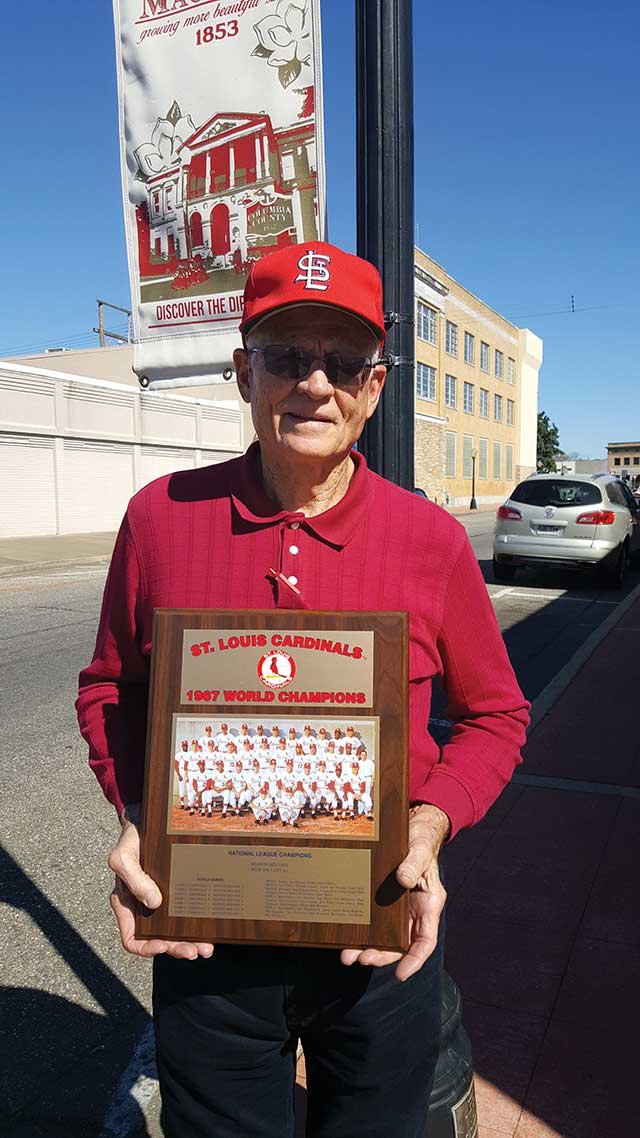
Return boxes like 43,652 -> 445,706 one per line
2,0 -> 638,456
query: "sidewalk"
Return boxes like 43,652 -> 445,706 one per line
297,583 -> 640,1137
433,584 -> 639,1137
447,503 -> 498,517
0,531 -> 116,575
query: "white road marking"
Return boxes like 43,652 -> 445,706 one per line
496,590 -> 617,605
99,1021 -> 158,1138
0,568 -> 107,584
488,587 -> 514,599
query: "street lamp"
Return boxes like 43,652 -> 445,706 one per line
470,448 -> 478,510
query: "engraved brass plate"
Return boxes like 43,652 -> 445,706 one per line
170,845 -> 371,925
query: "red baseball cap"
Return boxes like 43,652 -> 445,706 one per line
240,241 -> 385,342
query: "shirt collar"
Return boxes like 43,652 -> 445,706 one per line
230,441 -> 371,548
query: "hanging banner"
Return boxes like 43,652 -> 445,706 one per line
113,0 -> 326,388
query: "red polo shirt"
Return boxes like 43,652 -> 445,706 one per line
76,443 -> 529,838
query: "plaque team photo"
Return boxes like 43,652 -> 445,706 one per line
169,716 -> 377,837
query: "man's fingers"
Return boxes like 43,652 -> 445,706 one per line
110,883 -> 214,959
340,948 -> 362,966
353,948 -> 402,968
340,946 -> 402,968
395,935 -> 437,981
396,838 -> 431,890
108,833 -> 163,909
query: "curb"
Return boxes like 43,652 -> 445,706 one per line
0,555 -> 112,579
527,577 -> 640,733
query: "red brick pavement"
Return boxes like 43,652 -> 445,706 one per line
295,586 -> 640,1137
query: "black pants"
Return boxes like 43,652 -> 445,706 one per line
153,935 -> 444,1138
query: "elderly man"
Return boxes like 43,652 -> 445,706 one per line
77,241 -> 529,1138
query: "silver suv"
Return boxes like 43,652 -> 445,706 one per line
493,473 -> 640,587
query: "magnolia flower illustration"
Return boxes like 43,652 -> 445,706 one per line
252,1 -> 311,89
133,101 -> 195,181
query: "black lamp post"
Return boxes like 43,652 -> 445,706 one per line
470,448 -> 478,510
354,5 -> 477,1137
355,0 -> 415,489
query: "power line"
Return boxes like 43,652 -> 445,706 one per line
507,302 -> 614,320
0,325 -> 131,358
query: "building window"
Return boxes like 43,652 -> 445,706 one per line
463,382 -> 474,413
445,374 -> 457,408
506,399 -> 515,426
445,321 -> 458,356
464,331 -> 475,365
495,349 -> 504,379
624,456 -> 630,465
463,435 -> 474,479
417,302 -> 438,346
479,388 -> 489,418
614,457 -> 621,466
480,341 -> 489,372
479,438 -> 488,479
506,444 -> 514,482
507,357 -> 515,384
446,432 -> 456,478
634,457 -> 640,466
493,441 -> 502,479
416,362 -> 437,402
494,394 -> 503,422
281,151 -> 295,180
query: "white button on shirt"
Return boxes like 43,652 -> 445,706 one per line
289,545 -> 299,555
288,576 -> 298,586
290,522 -> 300,530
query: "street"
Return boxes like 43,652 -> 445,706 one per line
1,518 -> 638,1137
457,512 -> 639,704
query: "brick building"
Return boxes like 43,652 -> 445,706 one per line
607,442 -> 640,483
413,249 -> 542,506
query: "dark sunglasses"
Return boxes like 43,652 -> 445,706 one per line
247,344 -> 376,386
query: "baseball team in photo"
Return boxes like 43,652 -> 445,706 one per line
170,717 -> 376,834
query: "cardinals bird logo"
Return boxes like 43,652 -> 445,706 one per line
257,649 -> 296,689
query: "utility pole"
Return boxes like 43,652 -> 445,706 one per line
355,0 -> 415,491
93,299 -> 132,347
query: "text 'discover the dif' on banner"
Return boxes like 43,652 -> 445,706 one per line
113,0 -> 326,389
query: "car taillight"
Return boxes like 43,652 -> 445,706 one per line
576,510 -> 616,525
497,505 -> 522,520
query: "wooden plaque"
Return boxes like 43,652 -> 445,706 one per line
137,609 -> 409,951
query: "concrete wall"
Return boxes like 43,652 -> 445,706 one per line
518,329 -> 543,481
7,344 -> 256,444
0,362 -> 245,538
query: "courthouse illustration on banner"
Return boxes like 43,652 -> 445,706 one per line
113,0 -> 326,387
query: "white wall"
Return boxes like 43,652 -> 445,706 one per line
518,328 -> 543,475
0,362 -> 245,538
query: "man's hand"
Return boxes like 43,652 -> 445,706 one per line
108,806 -> 214,960
340,803 -> 449,982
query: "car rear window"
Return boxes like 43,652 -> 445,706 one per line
510,480 -> 602,507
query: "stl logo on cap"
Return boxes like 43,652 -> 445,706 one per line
294,250 -> 331,292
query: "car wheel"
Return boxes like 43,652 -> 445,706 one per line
597,542 -> 629,589
493,558 -> 516,583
